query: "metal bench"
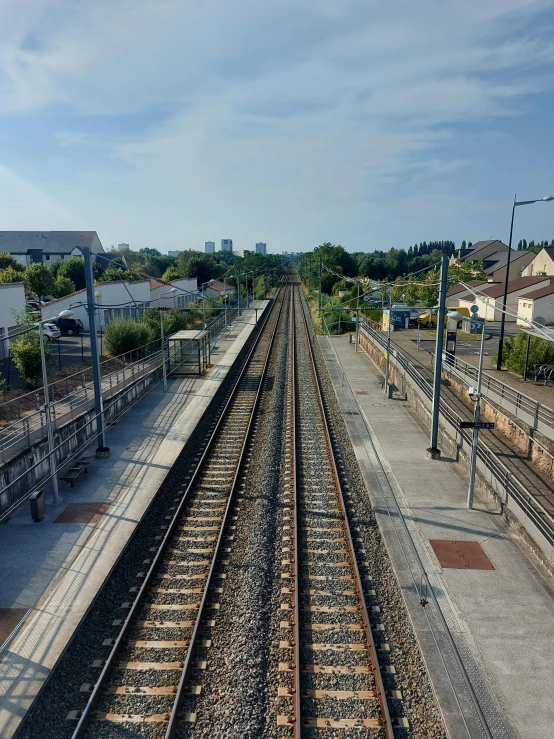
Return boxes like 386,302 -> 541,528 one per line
59,456 -> 95,488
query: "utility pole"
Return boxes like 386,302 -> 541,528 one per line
263,272 -> 267,297
467,319 -> 486,509
84,247 -> 110,457
236,265 -> 241,316
318,255 -> 322,312
426,254 -> 448,460
355,281 -> 360,353
496,194 -> 516,370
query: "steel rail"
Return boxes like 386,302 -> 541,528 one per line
288,283 -> 302,738
294,283 -> 395,739
165,285 -> 287,738
70,287 -> 284,739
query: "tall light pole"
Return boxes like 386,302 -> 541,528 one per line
467,316 -> 487,509
496,195 -> 553,370
39,309 -> 74,504
355,281 -> 360,353
159,288 -> 176,391
427,254 -> 449,460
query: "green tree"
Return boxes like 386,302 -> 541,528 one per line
52,275 -> 76,298
58,256 -> 86,290
0,267 -> 25,284
24,263 -> 55,300
9,309 -> 50,388
448,260 -> 486,285
0,252 -> 24,271
161,265 -> 182,282
102,264 -> 142,282
141,308 -> 188,341
493,332 -> 554,374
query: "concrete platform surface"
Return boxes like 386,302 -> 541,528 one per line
0,301 -> 268,739
319,334 -> 554,739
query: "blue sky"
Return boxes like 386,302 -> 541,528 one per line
1,0 -> 553,254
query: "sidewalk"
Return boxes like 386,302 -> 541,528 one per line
319,335 -> 554,739
0,302 -> 268,738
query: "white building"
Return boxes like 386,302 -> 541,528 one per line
41,280 -> 151,331
517,280 -> 554,325
0,231 -> 104,267
205,242 -> 215,254
118,242 -> 130,251
522,247 -> 554,277
0,282 -> 26,359
203,280 -> 235,300
255,242 -> 267,255
458,277 -> 552,322
149,278 -> 198,307
221,239 -> 233,253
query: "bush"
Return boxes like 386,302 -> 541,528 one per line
0,266 -> 25,284
104,316 -> 152,357
492,332 -> 554,375
24,263 -> 55,300
58,256 -> 86,290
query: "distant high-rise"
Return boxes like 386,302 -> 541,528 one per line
255,242 -> 267,255
118,243 -> 130,251
221,239 -> 233,252
205,241 -> 215,253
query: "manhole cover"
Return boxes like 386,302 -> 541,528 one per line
54,502 -> 110,525
430,540 -> 494,570
355,390 -> 368,395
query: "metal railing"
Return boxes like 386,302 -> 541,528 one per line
359,319 -> 554,552
441,353 -> 554,444
0,302 -> 258,463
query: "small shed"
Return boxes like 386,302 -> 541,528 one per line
168,329 -> 210,375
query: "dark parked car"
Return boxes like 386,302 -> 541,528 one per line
54,317 -> 84,336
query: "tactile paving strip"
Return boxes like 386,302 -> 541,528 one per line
54,502 -> 110,525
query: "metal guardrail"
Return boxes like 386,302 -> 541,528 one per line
359,319 -> 554,552
442,354 -> 554,443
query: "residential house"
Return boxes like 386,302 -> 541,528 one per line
0,283 -> 26,359
450,240 -> 508,265
522,247 -> 554,277
481,249 -> 535,282
41,280 -> 151,331
446,281 -> 491,305
517,281 -> 554,326
458,276 -> 553,321
0,231 -> 105,267
203,279 -> 235,300
149,278 -> 198,308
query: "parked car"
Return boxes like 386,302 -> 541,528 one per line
54,317 -> 84,336
26,303 -> 41,316
41,323 -> 61,341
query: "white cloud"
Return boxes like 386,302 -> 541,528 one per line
0,0 -> 553,250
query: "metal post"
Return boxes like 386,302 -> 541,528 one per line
160,309 -> 167,391
40,322 -> 60,505
355,282 -> 360,352
497,194 -> 516,370
318,255 -> 322,312
467,318 -> 487,509
523,333 -> 531,381
237,265 -> 241,316
84,247 -> 109,456
427,254 -> 449,459
384,312 -> 392,397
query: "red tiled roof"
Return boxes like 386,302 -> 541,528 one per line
520,282 -> 554,300
446,280 -> 489,297
207,280 -> 232,292
473,276 -> 553,300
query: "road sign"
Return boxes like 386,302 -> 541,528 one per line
459,421 -> 495,430
470,305 -> 479,314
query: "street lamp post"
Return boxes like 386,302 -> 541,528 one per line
39,309 -> 74,505
496,194 -> 553,370
355,281 -> 360,353
160,288 -> 176,391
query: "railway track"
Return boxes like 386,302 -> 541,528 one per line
276,283 -> 401,736
67,287 -> 286,738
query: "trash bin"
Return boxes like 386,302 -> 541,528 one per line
30,490 -> 45,523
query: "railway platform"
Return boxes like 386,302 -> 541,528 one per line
0,301 -> 268,739
319,334 -> 554,739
